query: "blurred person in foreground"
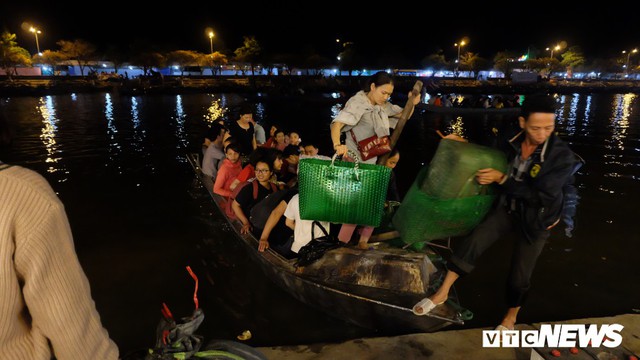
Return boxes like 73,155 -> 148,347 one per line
0,111 -> 119,359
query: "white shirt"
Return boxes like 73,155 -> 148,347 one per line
284,194 -> 331,253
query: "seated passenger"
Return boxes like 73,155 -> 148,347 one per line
302,142 -> 319,157
231,160 -> 277,235
288,131 -> 304,153
201,122 -> 226,180
288,131 -> 302,147
273,129 -> 287,151
252,119 -> 266,145
385,148 -> 401,203
229,147 -> 268,191
213,142 -> 242,197
284,194 -> 331,256
253,188 -> 299,257
261,124 -> 280,149
203,119 -> 226,154
264,148 -> 285,188
279,144 -> 301,188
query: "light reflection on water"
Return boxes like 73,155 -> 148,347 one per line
174,95 -> 186,152
105,93 -> 122,174
556,93 -> 579,137
580,94 -> 593,137
38,96 -> 59,165
37,96 -> 68,182
600,93 -> 639,186
607,93 -> 635,151
447,116 -> 465,138
203,94 -> 226,124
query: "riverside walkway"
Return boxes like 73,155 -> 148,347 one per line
3,76 -> 640,97
257,314 -> 640,360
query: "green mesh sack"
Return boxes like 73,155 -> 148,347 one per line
298,155 -> 391,227
421,139 -> 508,198
393,167 -> 497,248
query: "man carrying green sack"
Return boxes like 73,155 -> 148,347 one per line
412,94 -> 582,333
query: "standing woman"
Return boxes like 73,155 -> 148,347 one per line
225,104 -> 257,158
330,71 -> 420,245
330,71 -> 420,164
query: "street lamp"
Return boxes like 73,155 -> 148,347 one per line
622,48 -> 638,76
29,27 -> 41,55
546,45 -> 560,59
208,31 -> 215,54
454,40 -> 466,73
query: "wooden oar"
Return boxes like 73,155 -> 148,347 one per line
377,80 -> 423,165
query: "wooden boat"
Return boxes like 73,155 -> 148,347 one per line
417,103 -> 521,115
187,153 -> 470,333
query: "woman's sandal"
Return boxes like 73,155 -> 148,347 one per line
412,298 -> 445,316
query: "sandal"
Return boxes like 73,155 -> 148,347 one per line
412,298 -> 444,315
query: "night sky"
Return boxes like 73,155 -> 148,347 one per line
1,2 -> 635,65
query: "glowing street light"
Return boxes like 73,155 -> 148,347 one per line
208,31 -> 215,54
546,45 -> 561,59
454,40 -> 466,73
622,48 -> 638,76
29,26 -> 42,55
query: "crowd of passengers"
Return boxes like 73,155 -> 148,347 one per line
200,103 -> 401,259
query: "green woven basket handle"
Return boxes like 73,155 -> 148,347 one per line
331,150 -> 361,181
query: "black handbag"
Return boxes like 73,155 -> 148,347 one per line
295,221 -> 342,267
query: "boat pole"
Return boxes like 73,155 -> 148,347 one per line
377,80 -> 423,165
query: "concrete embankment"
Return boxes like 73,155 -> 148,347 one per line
257,314 -> 640,360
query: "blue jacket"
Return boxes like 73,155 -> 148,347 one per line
501,131 -> 582,240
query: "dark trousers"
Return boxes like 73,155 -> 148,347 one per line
449,203 -> 550,307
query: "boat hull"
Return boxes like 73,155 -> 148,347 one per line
187,153 -> 468,333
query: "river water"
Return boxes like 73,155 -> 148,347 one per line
0,92 -> 638,355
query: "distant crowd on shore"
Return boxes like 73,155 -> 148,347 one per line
425,93 -> 523,109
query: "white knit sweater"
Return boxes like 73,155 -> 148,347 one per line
0,164 -> 119,359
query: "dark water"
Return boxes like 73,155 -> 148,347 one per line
1,92 -> 638,355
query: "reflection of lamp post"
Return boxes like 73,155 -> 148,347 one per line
454,40 -> 465,73
208,31 -> 214,54
623,48 -> 638,76
29,27 -> 41,54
